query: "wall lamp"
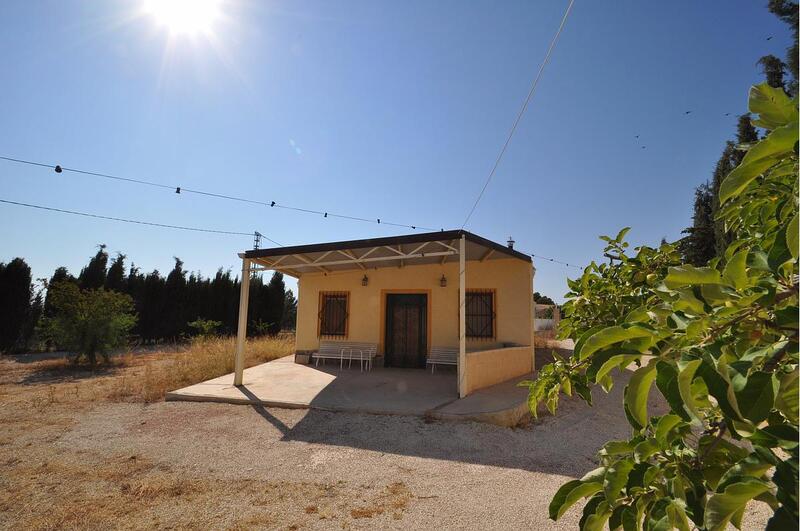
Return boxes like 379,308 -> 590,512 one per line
439,274 -> 447,287
361,274 -> 369,286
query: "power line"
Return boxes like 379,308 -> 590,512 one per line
0,155 -> 441,232
461,0 -> 576,229
0,198 -> 282,243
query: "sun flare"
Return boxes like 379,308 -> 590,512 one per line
144,0 -> 222,36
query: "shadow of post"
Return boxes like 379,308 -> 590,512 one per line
237,385 -> 291,434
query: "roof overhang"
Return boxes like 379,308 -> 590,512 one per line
240,230 -> 531,278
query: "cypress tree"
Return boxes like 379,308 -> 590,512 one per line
265,272 -> 286,335
757,54 -> 787,90
0,258 -> 33,352
78,244 -> 109,290
163,258 -> 188,340
679,183 -> 716,266
768,0 -> 799,94
282,289 -> 298,330
106,253 -> 126,292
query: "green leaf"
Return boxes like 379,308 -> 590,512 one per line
624,363 -> 658,429
595,354 -> 639,385
697,357 -> 743,421
677,360 -> 704,423
549,480 -> 603,521
655,414 -> 684,447
748,82 -> 798,129
603,459 -> 635,503
734,371 -> 778,425
666,501 -> 692,531
583,501 -> 612,531
787,214 -> 798,260
621,505 -> 641,531
704,478 -> 771,531
722,249 -> 749,290
656,361 -> 691,422
718,450 -> 776,492
775,370 -> 799,424
633,438 -> 660,462
601,441 -> 635,456
578,326 -> 654,360
664,265 -> 722,288
719,120 -> 798,203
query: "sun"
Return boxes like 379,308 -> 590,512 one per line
144,0 -> 222,36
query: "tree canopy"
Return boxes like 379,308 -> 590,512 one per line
525,83 -> 798,530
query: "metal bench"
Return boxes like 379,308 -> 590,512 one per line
426,346 -> 458,373
312,341 -> 378,371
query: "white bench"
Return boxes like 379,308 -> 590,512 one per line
312,341 -> 378,371
426,346 -> 458,373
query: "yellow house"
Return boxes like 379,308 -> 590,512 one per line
232,230 -> 535,398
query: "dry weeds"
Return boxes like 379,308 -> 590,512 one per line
4,335 -> 294,409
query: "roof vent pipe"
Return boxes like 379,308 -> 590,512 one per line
507,236 -> 515,249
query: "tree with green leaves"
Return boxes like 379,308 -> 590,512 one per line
524,83 -> 798,530
534,292 -> 557,306
41,282 -> 137,365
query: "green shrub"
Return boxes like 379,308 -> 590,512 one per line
41,282 -> 136,366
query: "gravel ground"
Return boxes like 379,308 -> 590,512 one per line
0,356 -> 772,530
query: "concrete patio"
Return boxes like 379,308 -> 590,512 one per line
166,355 -> 532,426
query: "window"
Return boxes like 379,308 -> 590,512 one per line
319,292 -> 349,337
465,290 -> 495,339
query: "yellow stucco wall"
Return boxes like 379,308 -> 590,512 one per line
295,257 -> 534,355
464,346 -> 533,395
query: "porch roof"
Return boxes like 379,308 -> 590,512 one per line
240,230 -> 530,278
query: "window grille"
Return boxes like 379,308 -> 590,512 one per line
319,292 -> 349,337
465,290 -> 494,339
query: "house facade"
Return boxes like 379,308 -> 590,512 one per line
234,230 -> 536,397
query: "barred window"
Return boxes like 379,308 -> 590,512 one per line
319,292 -> 349,337
465,290 -> 495,339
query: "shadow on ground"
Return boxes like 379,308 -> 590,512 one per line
231,349 -> 667,478
18,362 -> 123,385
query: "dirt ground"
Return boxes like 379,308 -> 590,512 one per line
0,351 -> 772,530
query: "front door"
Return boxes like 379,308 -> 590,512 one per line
385,294 -> 427,368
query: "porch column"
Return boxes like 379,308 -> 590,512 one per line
234,257 -> 252,386
458,234 -> 466,398
531,262 -> 536,374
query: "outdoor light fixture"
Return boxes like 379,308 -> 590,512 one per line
361,274 -> 369,286
439,274 -> 447,287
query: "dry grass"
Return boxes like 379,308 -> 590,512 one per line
533,329 -> 557,348
0,334 -> 413,530
2,335 -> 295,409
112,334 -> 295,402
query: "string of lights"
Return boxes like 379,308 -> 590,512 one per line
0,198 -> 281,243
521,249 -> 583,270
0,156 -> 584,269
0,155 -> 441,232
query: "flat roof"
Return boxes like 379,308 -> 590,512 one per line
241,230 -> 531,278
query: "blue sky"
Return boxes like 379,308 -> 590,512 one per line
0,0 -> 792,301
